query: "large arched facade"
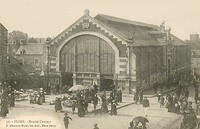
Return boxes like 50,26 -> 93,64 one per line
49,12 -> 190,94
58,33 -> 119,90
60,35 -> 115,73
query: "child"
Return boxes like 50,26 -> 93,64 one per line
159,96 -> 165,108
72,101 -> 76,114
63,113 -> 72,129
110,101 -> 117,115
94,123 -> 99,129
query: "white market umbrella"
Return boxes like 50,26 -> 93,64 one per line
68,85 -> 88,92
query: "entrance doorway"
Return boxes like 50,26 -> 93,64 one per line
100,78 -> 113,91
61,72 -> 73,88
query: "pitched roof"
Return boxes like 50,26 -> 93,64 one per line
96,14 -> 159,28
185,40 -> 200,50
0,23 -> 8,31
15,43 -> 44,55
95,14 -> 186,46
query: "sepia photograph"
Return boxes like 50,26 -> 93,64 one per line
0,0 -> 200,129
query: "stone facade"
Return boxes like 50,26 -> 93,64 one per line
0,23 -> 8,82
49,11 -> 190,93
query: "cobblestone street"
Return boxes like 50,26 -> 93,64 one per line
0,89 -> 183,129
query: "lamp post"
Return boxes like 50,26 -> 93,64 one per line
46,44 -> 50,95
127,37 -> 134,94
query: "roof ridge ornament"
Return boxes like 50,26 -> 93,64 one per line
84,9 -> 90,16
160,20 -> 165,31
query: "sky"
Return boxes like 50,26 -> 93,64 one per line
0,0 -> 200,40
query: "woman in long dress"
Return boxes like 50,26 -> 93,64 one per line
101,92 -> 108,113
54,97 -> 62,112
1,98 -> 9,118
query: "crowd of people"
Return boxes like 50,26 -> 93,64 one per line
29,88 -> 46,105
0,83 -> 15,118
54,84 -> 122,117
1,73 -> 199,129
155,78 -> 200,128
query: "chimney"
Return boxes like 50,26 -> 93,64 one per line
190,33 -> 199,41
160,20 -> 165,31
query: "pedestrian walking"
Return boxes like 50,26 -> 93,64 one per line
101,93 -> 108,113
84,99 -> 88,113
184,87 -> 189,99
142,97 -> 150,117
119,89 -> 122,102
93,94 -> 100,110
181,98 -> 188,113
139,90 -> 143,104
157,92 -> 161,102
54,97 -> 62,112
93,83 -> 98,94
166,94 -> 172,112
63,113 -> 72,129
10,92 -> 15,107
77,96 -> 85,117
2,86 -> 9,99
174,103 -> 180,114
55,82 -> 60,95
128,121 -> 134,129
1,98 -> 9,118
195,89 -> 199,104
153,82 -> 158,93
159,96 -> 165,108
41,88 -> 46,103
110,101 -> 117,115
93,123 -> 99,129
37,94 -> 42,105
134,91 -> 139,104
72,101 -> 76,114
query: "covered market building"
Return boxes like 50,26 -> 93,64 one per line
49,10 -> 191,93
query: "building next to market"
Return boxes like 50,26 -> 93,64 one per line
0,23 -> 30,89
15,43 -> 45,74
0,23 -> 8,83
49,10 -> 191,93
185,33 -> 200,77
14,42 -> 60,90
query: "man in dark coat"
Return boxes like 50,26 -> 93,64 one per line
93,94 -> 100,110
77,96 -> 85,117
2,86 -> 9,99
9,91 -> 15,107
37,93 -> 42,105
139,90 -> 143,104
119,90 -> 122,102
54,97 -> 62,112
93,123 -> 99,129
143,97 -> 150,117
93,83 -> 98,94
83,98 -> 88,113
39,88 -> 45,103
101,93 -> 108,113
153,82 -> 158,93
166,94 -> 172,112
195,89 -> 199,104
110,101 -> 117,115
63,113 -> 72,129
184,87 -> 189,99
1,98 -> 9,118
72,101 -> 76,114
128,121 -> 134,129
134,91 -> 139,104
55,82 -> 60,95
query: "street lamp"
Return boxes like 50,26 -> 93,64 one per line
46,44 -> 50,95
127,36 -> 134,94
